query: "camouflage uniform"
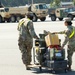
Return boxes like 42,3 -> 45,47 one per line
17,18 -> 38,67
57,25 -> 75,66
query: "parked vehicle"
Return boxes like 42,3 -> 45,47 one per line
65,7 -> 75,20
48,7 -> 67,21
0,3 -> 48,23
48,7 -> 75,21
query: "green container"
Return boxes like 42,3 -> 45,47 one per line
49,48 -> 65,60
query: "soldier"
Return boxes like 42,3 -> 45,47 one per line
53,18 -> 75,71
17,13 -> 39,70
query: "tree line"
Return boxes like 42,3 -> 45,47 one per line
0,0 -> 73,7
1,0 -> 50,7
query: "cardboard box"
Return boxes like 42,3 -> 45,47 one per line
45,32 -> 59,46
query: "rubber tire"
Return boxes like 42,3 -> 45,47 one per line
0,16 -> 2,23
51,15 -> 56,21
16,15 -> 21,22
39,67 -> 42,71
52,70 -> 55,74
7,19 -> 10,22
10,15 -> 16,22
40,17 -> 46,21
67,14 -> 73,20
58,18 -> 63,21
32,14 -> 37,22
65,69 -> 68,73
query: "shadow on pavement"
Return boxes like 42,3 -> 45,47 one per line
31,68 -> 75,75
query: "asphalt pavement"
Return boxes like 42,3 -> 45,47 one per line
0,17 -> 75,75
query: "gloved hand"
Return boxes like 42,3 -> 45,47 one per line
44,30 -> 48,34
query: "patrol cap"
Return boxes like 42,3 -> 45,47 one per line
64,17 -> 72,25
27,13 -> 33,20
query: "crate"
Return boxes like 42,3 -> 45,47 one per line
45,32 -> 60,47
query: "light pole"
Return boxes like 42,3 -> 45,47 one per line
32,0 -> 33,4
28,0 -> 29,5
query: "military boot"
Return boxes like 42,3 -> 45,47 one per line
67,65 -> 71,71
26,67 -> 31,70
26,64 -> 32,70
26,65 -> 31,70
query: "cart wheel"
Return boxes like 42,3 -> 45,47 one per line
39,67 -> 42,71
52,70 -> 55,74
65,69 -> 68,73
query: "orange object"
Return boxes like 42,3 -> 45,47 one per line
45,32 -> 60,47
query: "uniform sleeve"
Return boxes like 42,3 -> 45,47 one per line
57,30 -> 66,34
62,35 -> 69,48
61,30 -> 69,48
27,21 -> 38,39
17,19 -> 24,31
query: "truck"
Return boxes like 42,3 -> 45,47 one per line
64,7 -> 75,20
48,7 -> 75,21
0,3 -> 48,23
48,8 -> 67,21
